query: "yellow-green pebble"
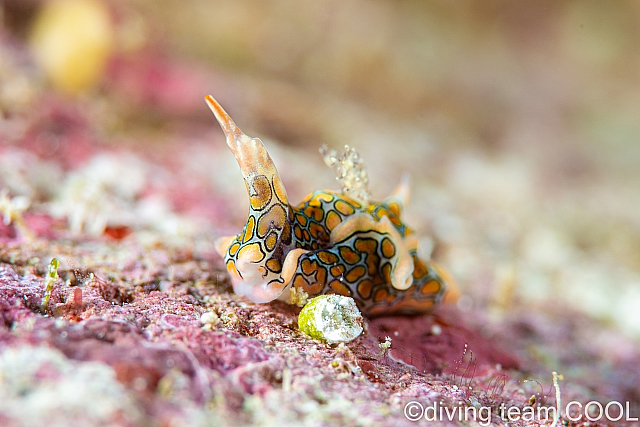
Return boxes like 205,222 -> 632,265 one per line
298,295 -> 363,344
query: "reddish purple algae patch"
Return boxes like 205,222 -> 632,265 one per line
369,306 -> 520,376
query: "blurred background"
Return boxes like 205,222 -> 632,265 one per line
1,0 -> 640,337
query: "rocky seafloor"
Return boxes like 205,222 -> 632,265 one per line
2,2 -> 640,425
1,94 -> 639,425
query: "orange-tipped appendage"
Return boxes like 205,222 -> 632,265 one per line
205,95 -> 241,137
205,94 -> 289,207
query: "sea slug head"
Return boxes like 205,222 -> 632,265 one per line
206,95 -> 302,303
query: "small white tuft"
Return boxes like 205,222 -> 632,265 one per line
320,145 -> 371,205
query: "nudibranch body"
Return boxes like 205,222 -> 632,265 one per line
207,95 -> 449,317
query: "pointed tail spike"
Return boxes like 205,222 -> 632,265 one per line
394,173 -> 411,205
384,173 -> 411,217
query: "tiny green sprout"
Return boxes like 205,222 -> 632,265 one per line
41,258 -> 60,313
